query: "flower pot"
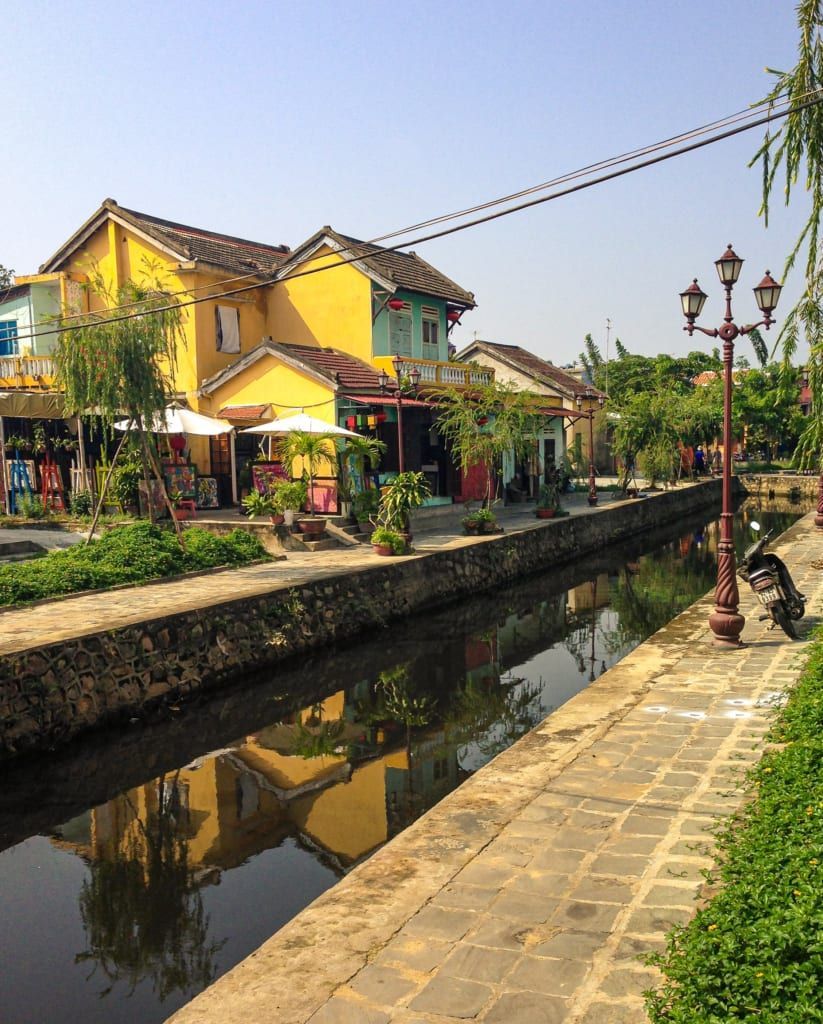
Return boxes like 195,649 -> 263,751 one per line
479,521 -> 498,534
373,543 -> 394,556
270,513 -> 285,526
463,521 -> 480,535
297,518 -> 326,536
283,509 -> 296,526
536,508 -> 556,519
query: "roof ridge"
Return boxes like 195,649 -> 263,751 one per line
119,205 -> 290,254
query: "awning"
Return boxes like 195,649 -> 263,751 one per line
0,391 -> 66,419
537,405 -> 585,420
218,403 -> 271,420
342,393 -> 433,409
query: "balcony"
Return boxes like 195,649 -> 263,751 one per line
376,356 -> 493,388
0,356 -> 56,389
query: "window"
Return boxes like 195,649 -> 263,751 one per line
422,306 -> 440,358
215,305 -> 240,353
389,302 -> 412,356
0,320 -> 18,357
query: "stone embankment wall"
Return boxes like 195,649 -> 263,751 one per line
738,472 -> 818,502
1,482 -> 722,759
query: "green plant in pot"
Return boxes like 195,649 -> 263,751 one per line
378,471 -> 431,537
536,480 -> 561,518
242,489 -> 278,521
277,430 -> 336,517
353,487 -> 380,534
371,526 -> 407,556
274,479 -> 308,526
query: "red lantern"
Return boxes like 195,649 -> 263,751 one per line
387,298 -> 405,311
446,309 -> 461,322
346,416 -> 356,429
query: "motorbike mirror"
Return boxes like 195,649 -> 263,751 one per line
750,520 -> 761,533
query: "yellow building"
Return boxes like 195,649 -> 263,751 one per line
27,201 -> 481,500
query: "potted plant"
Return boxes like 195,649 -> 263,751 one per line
242,488 -> 278,522
378,471 -> 431,538
275,480 -> 308,527
371,526 -> 407,556
474,507 -> 499,533
353,488 -> 380,535
277,430 -> 335,517
169,490 -> 193,521
462,509 -> 482,535
536,480 -> 560,519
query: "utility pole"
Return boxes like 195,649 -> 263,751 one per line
604,318 -> 611,395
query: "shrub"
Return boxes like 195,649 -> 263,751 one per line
0,523 -> 269,608
646,627 -> 823,1023
69,490 -> 94,516
371,526 -> 406,554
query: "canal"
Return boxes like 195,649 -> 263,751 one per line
0,500 -> 802,1023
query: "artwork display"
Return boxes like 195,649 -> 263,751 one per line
196,477 -> 220,509
163,463 -> 196,499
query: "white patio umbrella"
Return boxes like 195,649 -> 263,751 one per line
241,412 -> 361,438
114,406 -> 233,436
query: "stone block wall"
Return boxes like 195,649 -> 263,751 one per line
0,482 -> 724,759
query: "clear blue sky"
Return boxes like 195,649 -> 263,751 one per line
3,0 -> 809,364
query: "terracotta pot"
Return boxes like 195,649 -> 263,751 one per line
297,518 -> 326,535
480,521 -> 497,534
373,543 -> 394,556
463,522 -> 480,535
536,508 -> 556,519
270,513 -> 285,525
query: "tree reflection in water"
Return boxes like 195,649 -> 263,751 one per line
75,771 -> 224,1003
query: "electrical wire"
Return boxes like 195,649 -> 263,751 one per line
5,90 -> 821,349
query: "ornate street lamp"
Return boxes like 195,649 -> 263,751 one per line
680,244 -> 782,647
575,386 -> 606,506
379,355 -> 421,473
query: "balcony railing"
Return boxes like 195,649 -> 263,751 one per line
0,356 -> 56,387
392,358 -> 493,388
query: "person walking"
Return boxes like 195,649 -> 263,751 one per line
694,445 -> 706,476
712,448 -> 722,475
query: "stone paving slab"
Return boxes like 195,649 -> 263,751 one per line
166,512 -> 822,1024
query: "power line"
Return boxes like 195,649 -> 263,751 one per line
6,91 -> 821,349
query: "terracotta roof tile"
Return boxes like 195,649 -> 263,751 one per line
275,343 -> 384,392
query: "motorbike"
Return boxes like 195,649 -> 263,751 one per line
737,520 -> 805,639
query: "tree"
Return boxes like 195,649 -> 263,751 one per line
0,264 -> 13,290
434,381 -> 543,507
751,1 -> 823,468
53,267 -> 184,539
276,430 -> 336,515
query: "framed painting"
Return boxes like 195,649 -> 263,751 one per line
196,476 -> 220,509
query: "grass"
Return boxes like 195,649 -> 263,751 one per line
0,521 -> 269,608
645,630 -> 823,1023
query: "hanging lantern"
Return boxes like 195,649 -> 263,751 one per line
446,309 -> 461,323
387,298 -> 405,311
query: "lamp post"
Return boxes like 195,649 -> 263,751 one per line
575,386 -> 605,506
680,244 -> 782,648
378,355 -> 421,473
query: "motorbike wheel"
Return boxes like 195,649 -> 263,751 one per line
770,603 -> 798,639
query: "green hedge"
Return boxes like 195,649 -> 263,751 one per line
0,523 -> 269,607
646,633 -> 823,1023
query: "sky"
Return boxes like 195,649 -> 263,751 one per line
2,0 -> 811,365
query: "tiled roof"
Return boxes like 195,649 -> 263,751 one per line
458,341 -> 604,399
692,370 -> 719,386
218,404 -> 271,420
275,343 -> 385,392
117,203 -> 291,275
283,228 -> 475,307
40,198 -> 291,276
0,283 -> 31,306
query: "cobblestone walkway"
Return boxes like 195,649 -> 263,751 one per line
167,513 -> 822,1024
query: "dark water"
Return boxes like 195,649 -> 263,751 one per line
0,500 -> 803,1024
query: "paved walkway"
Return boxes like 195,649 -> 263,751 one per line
0,488 -> 623,656
167,512 -> 822,1024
